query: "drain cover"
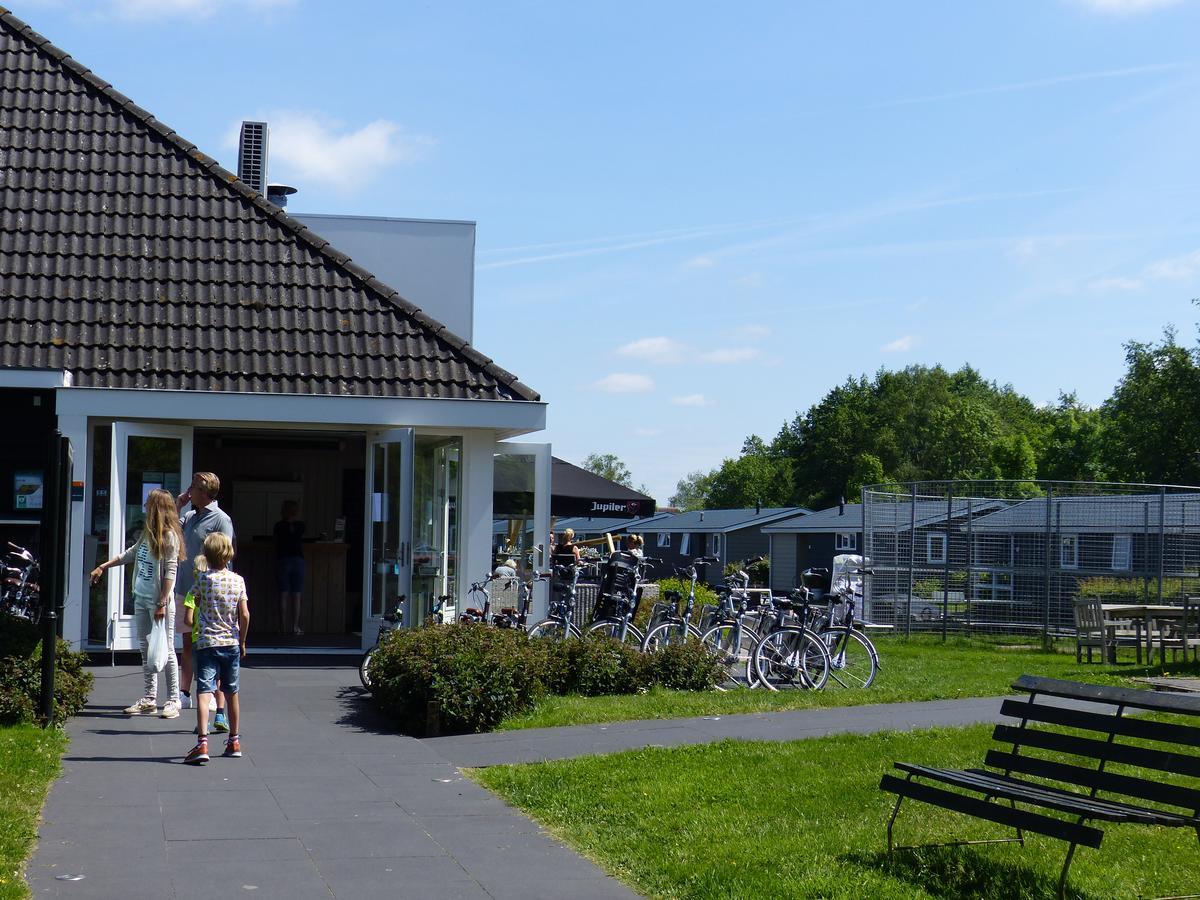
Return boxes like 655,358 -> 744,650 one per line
54,874 -> 85,882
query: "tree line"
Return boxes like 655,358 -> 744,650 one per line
668,311 -> 1200,511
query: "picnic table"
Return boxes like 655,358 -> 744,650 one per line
1101,601 -> 1192,665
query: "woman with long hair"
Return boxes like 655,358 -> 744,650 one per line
90,488 -> 185,717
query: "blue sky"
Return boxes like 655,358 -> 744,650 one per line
17,0 -> 1200,503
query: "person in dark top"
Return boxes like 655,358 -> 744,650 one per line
552,527 -> 581,565
274,500 -> 305,635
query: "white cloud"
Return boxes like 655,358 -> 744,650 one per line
634,427 -> 664,437
699,347 -> 759,364
881,335 -> 917,353
737,324 -> 771,340
1073,0 -> 1184,14
1144,248 -> 1200,280
594,373 -> 654,394
684,255 -> 716,269
1089,276 -> 1143,291
224,112 -> 433,192
37,0 -> 297,21
672,394 -> 710,407
615,337 -> 686,364
735,272 -> 764,288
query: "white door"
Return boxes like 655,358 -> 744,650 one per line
107,423 -> 193,651
493,442 -> 552,620
363,429 -> 414,646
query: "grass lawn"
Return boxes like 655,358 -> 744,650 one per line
474,725 -> 1198,899
0,725 -> 65,900
498,635 -> 1200,730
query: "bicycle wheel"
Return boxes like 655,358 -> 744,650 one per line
752,627 -> 829,691
585,618 -> 645,647
527,618 -> 579,641
819,627 -> 879,688
699,621 -> 760,689
641,620 -> 701,652
358,647 -> 376,691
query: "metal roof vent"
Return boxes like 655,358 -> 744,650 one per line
237,121 -> 268,195
267,184 -> 297,208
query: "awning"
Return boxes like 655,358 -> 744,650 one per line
492,455 -> 656,519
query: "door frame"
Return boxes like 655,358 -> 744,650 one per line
362,428 -> 414,646
107,422 -> 193,651
495,441 -> 552,619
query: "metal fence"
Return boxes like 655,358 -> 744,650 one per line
862,480 -> 1200,641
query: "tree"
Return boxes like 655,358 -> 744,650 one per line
1036,394 -> 1106,482
1100,329 -> 1200,485
703,435 -> 793,509
669,470 -> 714,511
844,452 -> 885,501
581,452 -> 634,488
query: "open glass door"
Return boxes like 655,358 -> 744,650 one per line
363,429 -> 413,645
493,443 -> 551,620
107,423 -> 192,651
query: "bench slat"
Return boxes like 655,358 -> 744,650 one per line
880,773 -> 1105,848
993,724 -> 1200,779
985,750 -> 1200,812
1013,675 -> 1200,716
1000,698 -> 1200,748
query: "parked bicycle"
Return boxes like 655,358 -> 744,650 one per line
527,561 -> 586,640
460,572 -> 511,625
699,561 -> 765,689
585,551 -> 657,646
1,542 -> 41,624
641,556 -> 718,651
810,566 -> 879,688
358,593 -> 448,691
492,570 -> 548,630
750,582 -> 830,691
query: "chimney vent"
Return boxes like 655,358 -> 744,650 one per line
238,121 -> 269,195
267,184 -> 297,209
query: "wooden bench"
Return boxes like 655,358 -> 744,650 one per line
879,675 -> 1200,899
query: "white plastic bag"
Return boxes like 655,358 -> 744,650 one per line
146,618 -> 169,673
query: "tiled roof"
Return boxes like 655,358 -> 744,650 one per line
627,507 -> 807,534
0,8 -> 539,401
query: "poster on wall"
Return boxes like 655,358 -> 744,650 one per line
14,471 -> 43,510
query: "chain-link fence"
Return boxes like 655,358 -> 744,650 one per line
862,481 -> 1200,641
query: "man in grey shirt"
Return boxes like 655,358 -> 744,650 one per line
176,471 -> 235,716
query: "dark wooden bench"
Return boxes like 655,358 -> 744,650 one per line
879,675 -> 1200,899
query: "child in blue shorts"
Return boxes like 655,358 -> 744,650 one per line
183,532 -> 249,765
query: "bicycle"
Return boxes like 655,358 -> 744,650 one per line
2,542 -> 41,624
492,570 -> 548,630
585,551 -> 655,646
809,566 -> 879,688
460,572 -> 511,625
699,558 -> 766,689
357,594 -> 448,691
641,556 -> 718,651
527,561 -> 586,640
750,585 -> 830,691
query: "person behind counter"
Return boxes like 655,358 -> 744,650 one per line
274,500 -> 306,636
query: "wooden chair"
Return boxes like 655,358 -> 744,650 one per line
1073,598 -> 1111,663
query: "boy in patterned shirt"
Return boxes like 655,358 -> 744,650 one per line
183,532 -> 249,765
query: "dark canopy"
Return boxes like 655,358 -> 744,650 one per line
492,456 -> 656,519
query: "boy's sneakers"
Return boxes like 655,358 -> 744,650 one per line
123,696 -> 157,715
223,735 -> 242,758
213,710 -> 229,733
183,738 -> 209,765
180,692 -> 192,710
160,700 -> 181,719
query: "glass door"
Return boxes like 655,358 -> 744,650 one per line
363,429 -> 413,645
107,423 -> 192,651
493,443 -> 551,620
411,437 -> 461,627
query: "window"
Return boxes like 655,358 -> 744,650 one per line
1060,534 -> 1078,569
679,533 -> 691,556
927,533 -> 946,564
657,532 -> 671,548
1111,535 -> 1131,571
711,533 -> 722,556
835,532 -> 856,551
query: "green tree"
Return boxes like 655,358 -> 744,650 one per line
1036,393 -> 1106,482
669,470 -> 715,511
844,452 -> 885,501
581,452 -> 634,488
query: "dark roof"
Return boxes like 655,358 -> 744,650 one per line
548,458 -> 655,517
627,507 -> 806,534
0,8 -> 538,401
552,513 -> 673,535
763,505 -> 862,533
968,493 -> 1200,533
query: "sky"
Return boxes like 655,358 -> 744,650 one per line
14,0 -> 1200,504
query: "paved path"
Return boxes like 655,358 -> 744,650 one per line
27,664 -> 638,900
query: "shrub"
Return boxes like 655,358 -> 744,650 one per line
646,639 -> 724,691
0,613 -> 93,727
637,577 -> 720,630
723,557 -> 770,587
368,623 -> 547,735
546,633 -> 650,697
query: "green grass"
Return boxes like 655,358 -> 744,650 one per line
0,725 -> 65,900
498,635 -> 1200,730
474,725 -> 1198,899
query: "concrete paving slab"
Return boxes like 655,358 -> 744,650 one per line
314,856 -> 489,899
169,857 -> 332,900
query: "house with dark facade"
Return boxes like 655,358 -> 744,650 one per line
0,9 -> 553,652
763,504 -> 864,594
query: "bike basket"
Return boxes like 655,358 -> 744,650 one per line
647,601 -> 674,630
697,604 -> 720,633
801,569 -> 831,593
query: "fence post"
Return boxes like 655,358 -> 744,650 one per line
1042,486 -> 1053,651
942,485 -> 952,642
906,484 -> 915,638
1158,487 -> 1166,604
966,497 -> 974,637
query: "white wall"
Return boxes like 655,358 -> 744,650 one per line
292,214 -> 475,343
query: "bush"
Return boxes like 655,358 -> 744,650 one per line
368,623 -> 547,735
646,639 -> 724,691
0,613 -> 93,727
723,557 -> 770,587
545,633 -> 650,697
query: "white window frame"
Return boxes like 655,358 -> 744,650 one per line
1111,534 -> 1131,571
679,533 -> 691,556
927,533 -> 946,565
835,532 -> 856,551
1060,534 -> 1079,569
657,532 -> 671,548
711,533 -> 722,556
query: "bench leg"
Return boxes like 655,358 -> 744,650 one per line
1058,841 -> 1077,900
886,793 -> 905,854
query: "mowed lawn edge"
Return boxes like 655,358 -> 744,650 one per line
497,635 -> 1197,731
0,724 -> 66,900
472,726 -> 1198,899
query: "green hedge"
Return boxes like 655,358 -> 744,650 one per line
368,625 -> 721,735
0,613 -> 93,727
